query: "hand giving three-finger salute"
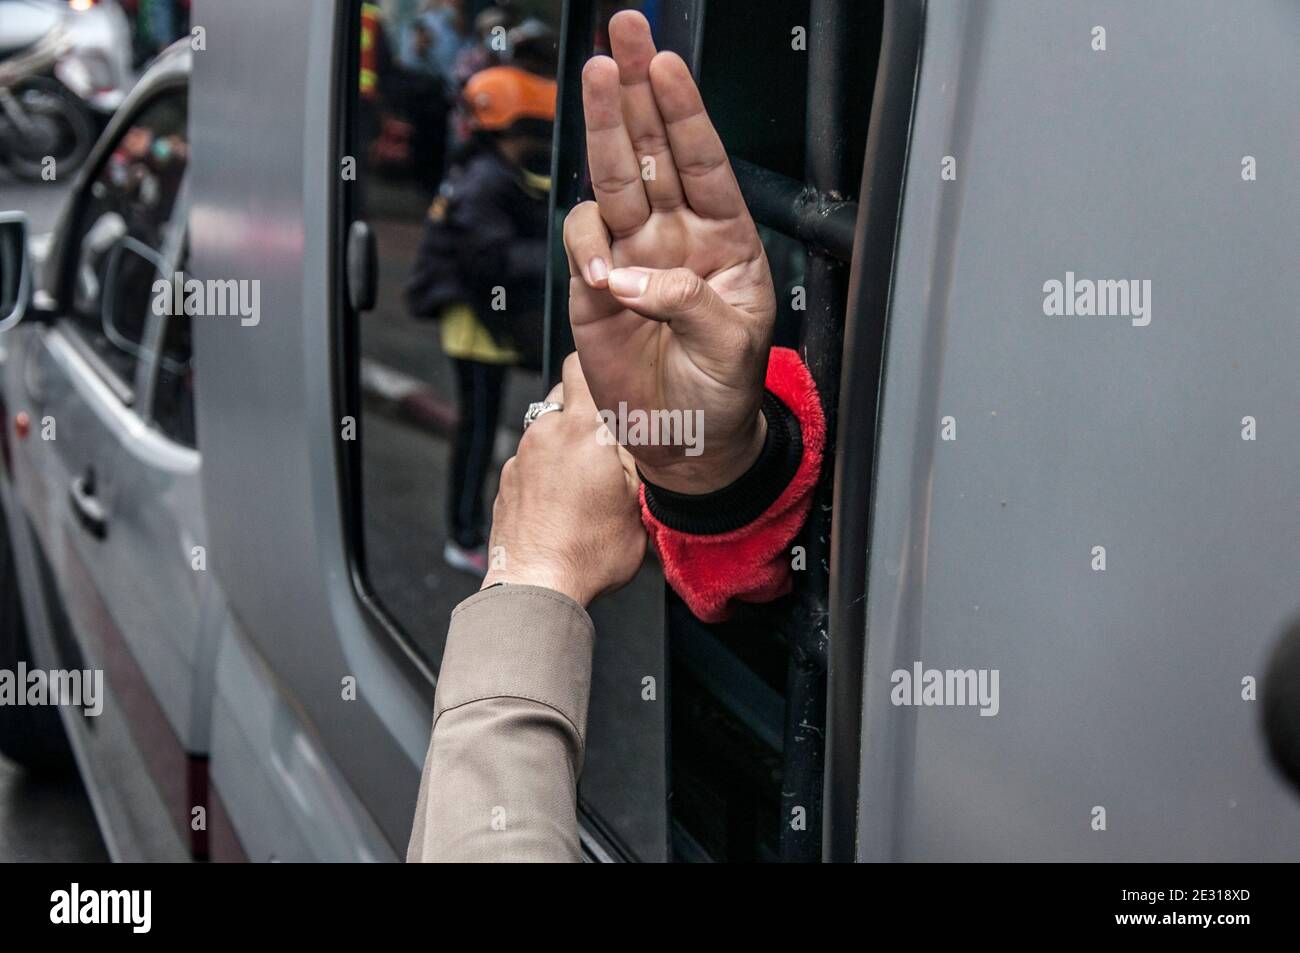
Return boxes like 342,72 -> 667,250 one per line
563,10 -> 777,495
563,10 -> 825,623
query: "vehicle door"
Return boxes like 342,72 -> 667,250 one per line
6,81 -> 206,859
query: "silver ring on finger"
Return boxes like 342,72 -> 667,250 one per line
523,401 -> 564,431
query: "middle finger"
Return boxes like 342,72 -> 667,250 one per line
609,10 -> 685,211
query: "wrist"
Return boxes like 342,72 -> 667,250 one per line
481,562 -> 591,607
636,408 -> 767,495
640,389 -> 805,534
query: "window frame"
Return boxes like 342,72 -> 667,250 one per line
329,0 -> 440,698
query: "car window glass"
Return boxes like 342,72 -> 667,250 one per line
342,0 -> 673,861
349,0 -> 554,667
67,92 -> 189,391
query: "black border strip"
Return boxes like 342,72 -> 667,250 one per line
823,0 -> 926,862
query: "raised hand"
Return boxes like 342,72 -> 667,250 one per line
562,9 -> 776,494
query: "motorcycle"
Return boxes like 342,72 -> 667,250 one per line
0,0 -> 99,181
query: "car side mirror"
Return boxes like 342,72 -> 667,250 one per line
101,235 -> 165,363
0,212 -> 32,333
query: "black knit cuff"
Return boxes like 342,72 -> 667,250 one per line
640,390 -> 803,536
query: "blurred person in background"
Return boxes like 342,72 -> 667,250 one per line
448,6 -> 514,152
448,13 -> 558,161
506,18 -> 559,77
400,0 -> 469,86
390,19 -> 453,195
358,2 -> 455,195
404,64 -> 555,576
403,18 -> 442,80
451,5 -> 511,88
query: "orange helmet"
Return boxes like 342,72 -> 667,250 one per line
463,66 -> 556,132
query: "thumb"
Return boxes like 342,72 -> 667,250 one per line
606,266 -> 730,339
559,350 -> 596,414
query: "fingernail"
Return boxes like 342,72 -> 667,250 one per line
609,267 -> 649,297
588,257 -> 609,284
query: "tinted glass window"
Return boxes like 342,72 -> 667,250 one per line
665,0 -> 878,861
341,0 -> 670,862
67,92 -> 189,393
348,0 -> 554,667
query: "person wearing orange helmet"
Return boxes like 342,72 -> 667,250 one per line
405,64 -> 556,576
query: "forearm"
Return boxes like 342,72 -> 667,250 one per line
407,585 -> 594,862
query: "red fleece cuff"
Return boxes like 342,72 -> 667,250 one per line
639,347 -> 825,622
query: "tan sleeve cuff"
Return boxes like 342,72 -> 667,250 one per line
434,584 -> 596,742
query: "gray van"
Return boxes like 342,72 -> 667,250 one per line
0,0 -> 1297,862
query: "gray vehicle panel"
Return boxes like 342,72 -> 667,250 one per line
189,0 -> 427,858
860,0 -> 1300,860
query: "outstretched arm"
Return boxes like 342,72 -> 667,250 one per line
563,10 -> 823,621
408,356 -> 645,862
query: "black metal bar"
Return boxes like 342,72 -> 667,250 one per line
824,0 -> 927,863
732,157 -> 857,263
779,0 -> 862,864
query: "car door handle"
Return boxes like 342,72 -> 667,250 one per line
346,219 -> 378,312
69,468 -> 107,540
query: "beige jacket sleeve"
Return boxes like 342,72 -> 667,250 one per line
407,584 -> 594,862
